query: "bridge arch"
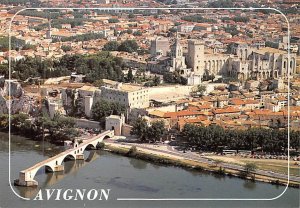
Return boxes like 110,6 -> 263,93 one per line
103,135 -> 111,140
28,164 -> 55,182
61,154 -> 76,164
84,143 -> 96,151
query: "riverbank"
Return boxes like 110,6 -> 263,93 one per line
104,142 -> 300,189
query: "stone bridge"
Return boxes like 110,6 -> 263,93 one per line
14,130 -> 114,187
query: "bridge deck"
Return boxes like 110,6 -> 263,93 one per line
21,131 -> 111,173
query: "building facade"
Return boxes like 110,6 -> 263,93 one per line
100,83 -> 150,109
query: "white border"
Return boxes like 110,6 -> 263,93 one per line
8,7 -> 291,202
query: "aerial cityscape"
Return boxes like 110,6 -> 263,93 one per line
0,0 -> 299,207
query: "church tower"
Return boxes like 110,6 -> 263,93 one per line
169,32 -> 187,72
171,32 -> 183,58
46,19 -> 52,39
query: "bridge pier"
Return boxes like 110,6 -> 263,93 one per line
53,165 -> 64,172
14,179 -> 38,187
76,154 -> 84,160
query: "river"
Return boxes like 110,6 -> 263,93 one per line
0,133 -> 299,208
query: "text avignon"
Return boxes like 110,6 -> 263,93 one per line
33,189 -> 110,201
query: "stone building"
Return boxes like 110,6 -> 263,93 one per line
105,114 -> 125,136
168,34 -> 190,74
100,83 -> 149,109
150,37 -> 170,56
186,39 -> 229,78
228,43 -> 297,81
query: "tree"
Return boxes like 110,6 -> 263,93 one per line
93,79 -> 104,88
153,75 -> 160,86
244,163 -> 257,180
45,114 -> 80,142
244,163 -> 257,174
127,68 -> 134,82
208,0 -> 234,8
0,114 -> 9,130
232,16 -> 250,23
108,18 -> 119,23
130,118 -> 166,143
103,41 -> 119,51
130,117 -> 149,142
127,146 -> 137,156
197,85 -> 206,96
11,113 -> 29,131
133,31 -> 142,36
147,120 -> 165,142
118,40 -> 139,53
91,100 -> 125,126
181,15 -> 217,23
128,13 -> 135,19
225,25 -> 239,36
22,44 -> 36,50
163,71 -> 187,85
61,45 -> 72,52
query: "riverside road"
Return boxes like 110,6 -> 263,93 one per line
105,140 -> 300,183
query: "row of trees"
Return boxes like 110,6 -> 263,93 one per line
222,16 -> 250,23
103,40 -> 139,53
181,15 -> 217,23
130,118 -> 166,143
53,32 -> 105,43
0,36 -> 25,52
18,10 -> 60,19
34,18 -> 93,31
0,113 -> 79,143
4,52 -> 126,83
180,124 -> 300,154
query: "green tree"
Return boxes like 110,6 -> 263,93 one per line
108,18 -> 119,23
147,120 -> 165,142
91,100 -> 125,126
11,113 -> 29,131
133,31 -> 142,36
127,68 -> 134,82
45,114 -> 79,142
22,44 -> 36,50
61,45 -> 72,52
103,41 -> 119,51
118,40 -> 139,53
197,85 -> 206,96
181,15 -> 217,23
153,75 -> 160,86
0,114 -> 9,130
244,163 -> 257,180
93,79 -> 104,87
128,13 -> 135,19
130,117 -> 149,142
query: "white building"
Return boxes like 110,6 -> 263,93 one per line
100,83 -> 149,109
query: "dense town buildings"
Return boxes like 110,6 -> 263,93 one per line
0,0 -> 299,135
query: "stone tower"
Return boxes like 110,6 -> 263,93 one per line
46,19 -> 52,39
169,33 -> 187,71
187,39 -> 205,76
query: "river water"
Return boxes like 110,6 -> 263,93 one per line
0,132 -> 299,208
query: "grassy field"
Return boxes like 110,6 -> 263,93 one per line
204,155 -> 300,177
